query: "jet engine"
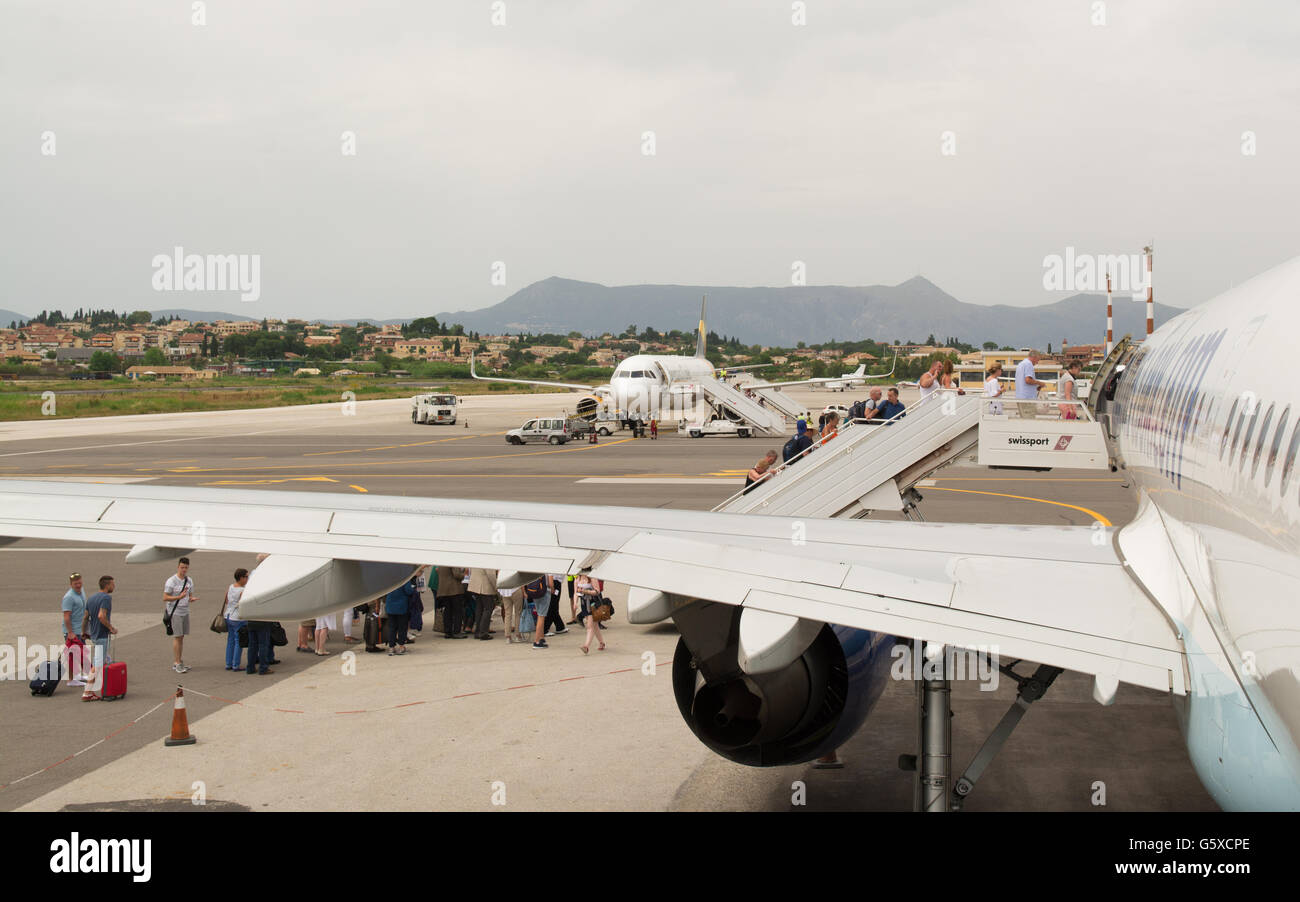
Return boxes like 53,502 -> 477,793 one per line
670,602 -> 893,766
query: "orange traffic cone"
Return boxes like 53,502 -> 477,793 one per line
164,685 -> 197,746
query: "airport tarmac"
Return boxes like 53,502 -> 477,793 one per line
0,388 -> 1217,811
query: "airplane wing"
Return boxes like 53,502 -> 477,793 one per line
0,481 -> 1185,697
469,353 -> 597,392
748,350 -> 898,390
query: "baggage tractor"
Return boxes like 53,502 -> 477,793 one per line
29,659 -> 60,697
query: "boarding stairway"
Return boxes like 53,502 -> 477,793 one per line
680,376 -> 788,437
742,383 -> 807,421
715,390 -> 1108,519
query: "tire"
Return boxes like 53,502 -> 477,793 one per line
507,436 -> 521,445
548,436 -> 560,445
739,429 -> 751,438
598,427 -> 611,436
411,411 -> 418,423
449,419 -> 456,425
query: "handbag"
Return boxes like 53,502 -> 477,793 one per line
270,622 -> 288,647
163,599 -> 179,636
210,589 -> 230,633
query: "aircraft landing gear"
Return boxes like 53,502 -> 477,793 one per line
898,643 -> 1063,811
900,487 -> 926,521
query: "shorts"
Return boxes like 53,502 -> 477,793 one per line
170,612 -> 190,636
533,593 -> 551,617
299,619 -> 316,630
315,612 -> 338,631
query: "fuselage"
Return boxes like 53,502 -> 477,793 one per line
605,354 -> 717,418
1100,253 -> 1300,809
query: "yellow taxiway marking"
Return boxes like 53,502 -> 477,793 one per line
304,432 -> 506,456
932,476 -> 1124,482
348,484 -> 368,493
231,456 -> 267,461
143,437 -> 638,473
923,486 -> 1112,526
200,476 -> 340,486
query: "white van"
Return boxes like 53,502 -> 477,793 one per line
506,417 -> 571,445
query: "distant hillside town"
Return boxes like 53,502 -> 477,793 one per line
1,308 -> 1109,384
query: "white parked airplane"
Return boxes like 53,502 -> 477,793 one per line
2,256 -> 1298,810
468,298 -> 858,421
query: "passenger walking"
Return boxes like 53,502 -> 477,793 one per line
499,583 -> 524,643
162,557 -> 197,675
577,574 -> 607,654
525,576 -> 552,649
385,576 -> 417,655
468,568 -> 499,640
983,364 -> 1005,415
744,450 -> 779,493
223,568 -> 249,671
314,610 -> 337,655
1058,361 -> 1082,419
245,617 -> 274,675
61,572 -> 89,685
1015,350 -> 1046,417
436,566 -> 468,639
543,573 -> 569,636
82,576 -> 117,699
819,411 -> 840,444
650,418 -> 658,439
782,420 -> 815,464
876,388 -> 906,421
918,361 -> 943,401
863,387 -> 884,420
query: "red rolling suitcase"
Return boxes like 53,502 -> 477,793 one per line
100,638 -> 127,700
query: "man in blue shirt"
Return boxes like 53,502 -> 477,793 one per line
83,576 -> 118,699
61,573 -> 89,685
876,388 -> 906,421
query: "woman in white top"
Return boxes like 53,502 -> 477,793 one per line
983,364 -> 1004,416
224,568 -> 249,671
1058,362 -> 1081,419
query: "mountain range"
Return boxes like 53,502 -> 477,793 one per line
435,277 -> 1183,349
7,277 -> 1185,349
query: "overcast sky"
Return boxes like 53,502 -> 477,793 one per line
2,0 -> 1297,321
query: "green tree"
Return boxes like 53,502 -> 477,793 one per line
127,310 -> 152,326
89,351 -> 123,373
983,341 -> 997,350
143,348 -> 168,366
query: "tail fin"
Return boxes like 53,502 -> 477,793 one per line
695,295 -> 707,358
852,364 -> 866,377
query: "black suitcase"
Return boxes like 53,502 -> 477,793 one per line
363,612 -> 381,649
30,660 -> 60,697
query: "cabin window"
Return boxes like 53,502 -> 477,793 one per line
1229,400 -> 1250,462
1250,403 -> 1275,479
1220,398 -> 1238,460
1264,405 -> 1290,488
1238,405 -> 1259,470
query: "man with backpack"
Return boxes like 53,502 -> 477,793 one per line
781,420 -> 814,465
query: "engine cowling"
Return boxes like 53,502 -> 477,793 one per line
671,602 -> 893,766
